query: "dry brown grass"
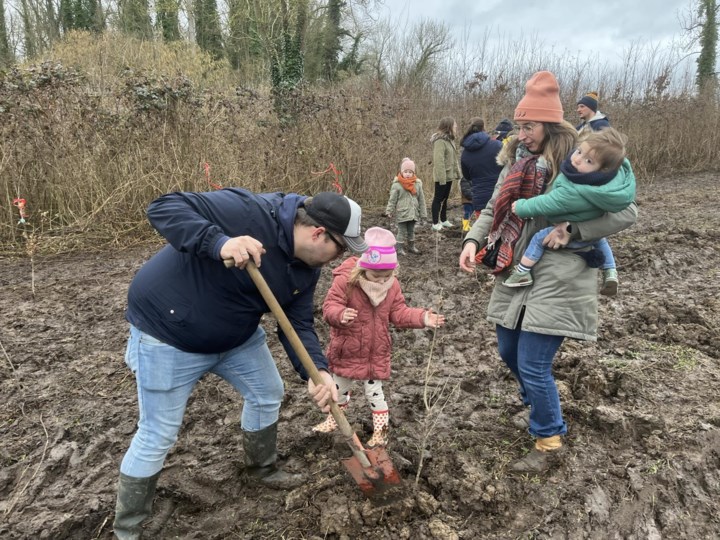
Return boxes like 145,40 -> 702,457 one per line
1,33 -> 718,254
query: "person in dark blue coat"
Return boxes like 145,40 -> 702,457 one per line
460,117 -> 504,229
113,189 -> 367,539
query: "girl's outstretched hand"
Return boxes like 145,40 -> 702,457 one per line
424,311 -> 445,329
341,308 -> 358,325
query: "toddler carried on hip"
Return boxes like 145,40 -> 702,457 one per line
506,127 -> 635,296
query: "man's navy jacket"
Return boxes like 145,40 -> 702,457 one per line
126,188 -> 327,379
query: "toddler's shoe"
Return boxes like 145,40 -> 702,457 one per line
503,267 -> 533,288
431,223 -> 443,232
600,268 -> 619,296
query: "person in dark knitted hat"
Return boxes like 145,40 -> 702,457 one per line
578,91 -> 598,113
576,91 -> 610,137
492,118 -> 514,142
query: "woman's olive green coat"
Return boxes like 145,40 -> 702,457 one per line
465,151 -> 638,341
432,137 -> 461,185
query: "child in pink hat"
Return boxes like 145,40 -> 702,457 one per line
313,227 -> 445,447
385,157 -> 428,255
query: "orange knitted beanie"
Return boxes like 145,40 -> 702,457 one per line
514,71 -> 564,123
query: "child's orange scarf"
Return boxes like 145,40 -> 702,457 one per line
397,174 -> 417,195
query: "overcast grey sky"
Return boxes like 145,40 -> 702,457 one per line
380,0 -> 696,67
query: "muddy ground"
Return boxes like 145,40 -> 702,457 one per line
1,173 -> 719,539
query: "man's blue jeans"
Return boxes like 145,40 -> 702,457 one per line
120,325 -> 284,478
496,324 -> 567,439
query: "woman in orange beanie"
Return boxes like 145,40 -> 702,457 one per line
458,71 -> 638,473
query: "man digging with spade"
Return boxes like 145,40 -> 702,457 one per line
113,188 -> 367,539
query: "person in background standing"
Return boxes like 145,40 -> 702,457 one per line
385,157 -> 427,254
430,117 -> 461,232
460,117 -> 504,230
492,118 -> 514,144
576,92 -> 610,140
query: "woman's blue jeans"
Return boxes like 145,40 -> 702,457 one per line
120,325 -> 284,478
496,324 -> 567,438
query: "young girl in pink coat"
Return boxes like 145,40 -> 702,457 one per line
313,227 -> 445,447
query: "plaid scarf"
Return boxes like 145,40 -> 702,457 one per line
476,153 -> 549,273
397,174 -> 417,195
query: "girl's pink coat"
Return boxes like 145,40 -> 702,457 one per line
322,257 -> 426,380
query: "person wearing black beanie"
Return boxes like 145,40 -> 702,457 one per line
576,91 -> 610,137
492,118 -> 514,142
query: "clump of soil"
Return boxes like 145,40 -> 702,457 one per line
1,173 -> 719,539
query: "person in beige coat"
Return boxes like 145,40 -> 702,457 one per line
430,117 -> 462,231
459,71 -> 637,473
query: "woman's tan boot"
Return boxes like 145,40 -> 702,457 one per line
510,435 -> 563,474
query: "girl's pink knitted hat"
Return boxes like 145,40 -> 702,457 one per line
358,227 -> 398,270
400,157 -> 416,173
